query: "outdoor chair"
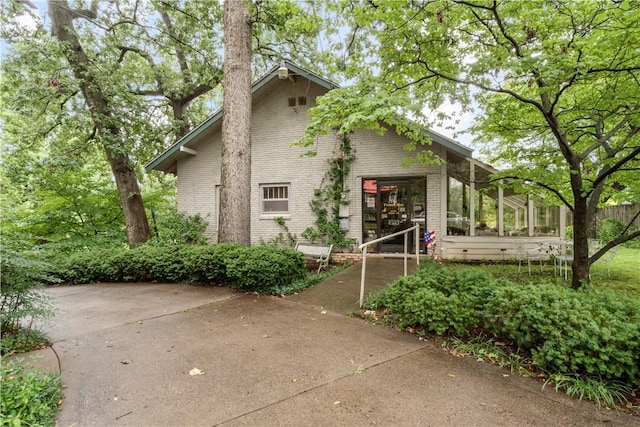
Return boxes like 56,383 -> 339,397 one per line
595,245 -> 619,278
554,250 -> 572,279
517,241 -> 546,275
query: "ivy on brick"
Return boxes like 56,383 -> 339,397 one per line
301,133 -> 356,248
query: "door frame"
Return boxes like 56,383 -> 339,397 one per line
362,177 -> 426,253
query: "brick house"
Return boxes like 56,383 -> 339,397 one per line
146,61 -> 567,260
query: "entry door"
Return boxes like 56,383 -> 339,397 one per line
379,181 -> 411,252
363,178 -> 426,253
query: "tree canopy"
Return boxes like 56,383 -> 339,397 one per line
299,0 -> 640,288
1,0 -> 334,248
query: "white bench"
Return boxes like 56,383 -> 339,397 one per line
295,242 -> 333,273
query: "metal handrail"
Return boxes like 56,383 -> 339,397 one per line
358,224 -> 421,308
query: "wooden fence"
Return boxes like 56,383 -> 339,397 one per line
567,203 -> 640,237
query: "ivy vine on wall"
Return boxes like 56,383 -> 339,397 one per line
301,134 -> 356,248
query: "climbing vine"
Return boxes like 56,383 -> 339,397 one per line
301,134 -> 356,248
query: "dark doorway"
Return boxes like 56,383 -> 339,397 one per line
362,178 -> 426,253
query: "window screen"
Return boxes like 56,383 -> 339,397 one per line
261,184 -> 289,213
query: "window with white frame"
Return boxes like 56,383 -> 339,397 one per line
260,184 -> 290,214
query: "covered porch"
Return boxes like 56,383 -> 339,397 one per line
441,153 -> 569,261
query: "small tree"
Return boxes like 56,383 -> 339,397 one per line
0,235 -> 56,351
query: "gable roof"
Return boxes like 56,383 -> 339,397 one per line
145,60 -> 472,173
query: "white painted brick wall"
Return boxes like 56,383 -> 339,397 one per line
174,77 -> 449,247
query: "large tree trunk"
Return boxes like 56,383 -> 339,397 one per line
218,0 -> 252,245
571,196 -> 591,289
50,0 -> 150,248
105,148 -> 151,247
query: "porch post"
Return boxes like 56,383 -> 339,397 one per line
498,180 -> 504,237
528,196 -> 535,237
559,205 -> 567,240
469,159 -> 475,237
441,161 -> 448,235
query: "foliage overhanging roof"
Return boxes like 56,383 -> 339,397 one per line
145,60 -> 472,173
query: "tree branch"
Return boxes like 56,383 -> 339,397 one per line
488,175 -> 574,211
589,229 -> 640,263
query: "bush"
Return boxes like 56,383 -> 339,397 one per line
1,241 -> 56,353
48,242 -> 308,294
367,259 -> 640,387
597,218 -> 625,244
485,284 -> 640,385
1,357 -> 61,426
152,211 -> 209,245
225,246 -> 307,292
367,259 -> 509,336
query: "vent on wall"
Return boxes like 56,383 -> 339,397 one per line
287,96 -> 307,107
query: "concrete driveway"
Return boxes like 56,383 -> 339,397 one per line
35,282 -> 638,426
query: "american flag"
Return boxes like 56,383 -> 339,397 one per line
424,230 -> 436,248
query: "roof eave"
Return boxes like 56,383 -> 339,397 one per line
145,60 -> 338,173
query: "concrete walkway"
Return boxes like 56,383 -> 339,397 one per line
20,260 -> 639,426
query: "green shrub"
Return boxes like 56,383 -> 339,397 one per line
1,357 -> 61,426
225,246 -> 307,292
152,211 -> 209,245
48,242 -> 307,293
367,259 -> 640,387
597,218 -> 625,244
485,284 -> 640,385
367,259 -> 509,336
1,241 -> 56,352
184,243 -> 246,284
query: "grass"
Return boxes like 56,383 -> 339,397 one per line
443,246 -> 639,297
543,374 -> 632,410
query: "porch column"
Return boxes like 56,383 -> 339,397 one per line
528,196 -> 535,237
441,161 -> 448,235
469,159 -> 475,237
559,205 -> 567,240
498,180 -> 504,237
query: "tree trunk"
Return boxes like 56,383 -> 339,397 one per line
49,0 -> 150,248
571,196 -> 591,289
218,0 -> 252,245
104,148 -> 151,248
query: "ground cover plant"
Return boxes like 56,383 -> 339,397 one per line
365,257 -> 640,411
1,357 -> 62,427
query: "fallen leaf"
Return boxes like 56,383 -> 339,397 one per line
189,367 -> 205,376
447,373 -> 456,378
120,359 -> 132,365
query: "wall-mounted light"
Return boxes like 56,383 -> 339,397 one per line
277,60 -> 288,80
